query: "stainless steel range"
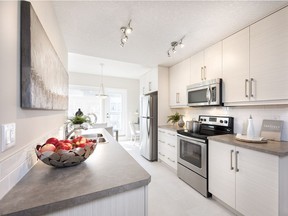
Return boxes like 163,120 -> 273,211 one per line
177,115 -> 234,197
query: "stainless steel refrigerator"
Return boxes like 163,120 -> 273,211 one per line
140,92 -> 158,161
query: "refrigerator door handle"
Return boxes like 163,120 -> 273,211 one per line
147,117 -> 150,137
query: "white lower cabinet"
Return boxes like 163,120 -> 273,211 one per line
158,128 -> 177,170
209,140 -> 288,216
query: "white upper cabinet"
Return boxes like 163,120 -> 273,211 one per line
204,41 -> 223,80
190,41 -> 222,84
250,6 -> 288,102
169,58 -> 190,107
223,27 -> 250,103
190,51 -> 203,84
140,68 -> 158,95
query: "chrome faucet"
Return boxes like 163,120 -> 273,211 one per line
87,113 -> 98,124
64,122 -> 88,139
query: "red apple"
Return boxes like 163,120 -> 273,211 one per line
40,144 -> 56,153
63,139 -> 72,144
80,137 -> 87,144
78,143 -> 86,148
57,142 -> 72,151
45,137 -> 59,145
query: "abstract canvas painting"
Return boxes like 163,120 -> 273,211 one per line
21,1 -> 68,110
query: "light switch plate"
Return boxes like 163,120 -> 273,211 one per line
1,123 -> 16,152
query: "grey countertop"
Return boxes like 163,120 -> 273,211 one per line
209,134 -> 288,157
0,130 -> 151,216
158,125 -> 184,132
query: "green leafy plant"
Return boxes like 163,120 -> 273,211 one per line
167,112 -> 184,124
69,115 -> 91,125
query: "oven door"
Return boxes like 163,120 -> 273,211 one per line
177,134 -> 207,178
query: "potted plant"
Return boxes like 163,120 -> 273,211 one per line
69,115 -> 91,125
167,112 -> 184,127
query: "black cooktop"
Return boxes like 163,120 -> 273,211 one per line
177,115 -> 234,141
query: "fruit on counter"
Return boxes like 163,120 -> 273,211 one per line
45,137 -> 59,145
72,136 -> 87,145
40,144 -> 56,153
38,136 -> 95,154
56,141 -> 73,151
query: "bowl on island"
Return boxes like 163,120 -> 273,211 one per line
35,136 -> 97,168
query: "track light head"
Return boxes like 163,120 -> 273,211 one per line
120,19 -> 133,47
167,36 -> 185,57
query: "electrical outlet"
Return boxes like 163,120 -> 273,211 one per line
1,123 -> 16,152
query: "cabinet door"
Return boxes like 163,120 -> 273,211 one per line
158,129 -> 166,161
147,68 -> 158,93
250,6 -> 288,102
235,147 -> 278,216
165,131 -> 177,169
223,28 -> 250,103
169,58 -> 190,107
190,51 -> 204,84
208,140 -> 236,209
204,41 -> 223,80
140,74 -> 147,95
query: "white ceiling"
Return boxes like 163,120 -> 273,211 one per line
52,1 -> 288,79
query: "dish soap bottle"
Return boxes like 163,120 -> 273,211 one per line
246,115 -> 255,139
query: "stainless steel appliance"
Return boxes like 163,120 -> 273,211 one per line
177,115 -> 234,197
187,78 -> 222,107
140,92 -> 158,161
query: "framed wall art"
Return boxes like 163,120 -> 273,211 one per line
21,1 -> 68,110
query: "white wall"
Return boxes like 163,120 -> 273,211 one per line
172,105 -> 288,141
0,1 -> 67,199
69,72 -> 140,138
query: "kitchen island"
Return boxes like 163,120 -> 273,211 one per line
0,130 -> 151,216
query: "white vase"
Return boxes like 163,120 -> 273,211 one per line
73,124 -> 82,137
178,116 -> 185,128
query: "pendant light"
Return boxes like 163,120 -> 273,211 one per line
97,63 -> 108,98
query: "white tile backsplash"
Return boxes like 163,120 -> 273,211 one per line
0,127 -> 63,200
175,105 -> 288,141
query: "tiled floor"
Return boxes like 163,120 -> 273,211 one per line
119,141 -> 235,216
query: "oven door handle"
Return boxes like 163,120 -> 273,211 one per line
177,134 -> 206,146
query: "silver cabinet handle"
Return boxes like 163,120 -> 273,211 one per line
167,157 -> 175,163
143,87 -> 145,94
201,67 -> 204,80
245,79 -> 249,98
149,81 -> 152,91
250,78 -> 254,98
158,140 -> 165,143
203,66 -> 206,80
176,93 -> 180,103
159,152 -> 165,157
167,133 -> 176,136
230,150 -> 234,170
235,151 -> 239,172
167,143 -> 176,148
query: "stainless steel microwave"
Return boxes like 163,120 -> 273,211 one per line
187,78 -> 222,106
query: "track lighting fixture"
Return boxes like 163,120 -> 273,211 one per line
120,20 -> 133,47
167,36 -> 185,57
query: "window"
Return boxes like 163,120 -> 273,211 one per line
68,85 -> 127,135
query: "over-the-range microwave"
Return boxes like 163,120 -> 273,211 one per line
187,78 -> 222,107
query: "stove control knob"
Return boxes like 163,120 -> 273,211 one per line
220,120 -> 223,123
200,118 -> 203,121
224,120 -> 228,124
